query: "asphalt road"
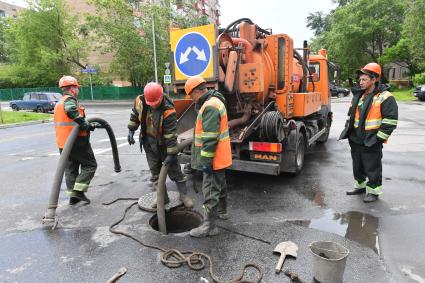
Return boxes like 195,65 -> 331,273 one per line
0,98 -> 424,282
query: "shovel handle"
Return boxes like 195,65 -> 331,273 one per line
275,253 -> 286,273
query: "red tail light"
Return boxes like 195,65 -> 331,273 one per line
249,142 -> 282,153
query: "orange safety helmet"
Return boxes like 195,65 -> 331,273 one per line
143,82 -> 163,106
357,63 -> 381,79
184,76 -> 206,96
59,75 -> 80,88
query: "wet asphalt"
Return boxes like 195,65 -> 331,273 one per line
0,98 -> 425,282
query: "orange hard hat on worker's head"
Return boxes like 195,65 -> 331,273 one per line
144,82 -> 164,106
59,75 -> 80,88
184,76 -> 206,96
357,62 -> 381,80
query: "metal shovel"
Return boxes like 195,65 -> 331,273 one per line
273,241 -> 298,273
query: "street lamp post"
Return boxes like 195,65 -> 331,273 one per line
151,15 -> 158,83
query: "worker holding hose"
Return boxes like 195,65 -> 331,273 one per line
184,76 -> 232,238
54,76 -> 98,205
127,82 -> 193,209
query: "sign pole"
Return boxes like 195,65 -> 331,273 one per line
152,15 -> 158,83
89,72 -> 94,101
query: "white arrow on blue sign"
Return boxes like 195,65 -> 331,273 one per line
81,68 -> 97,73
174,32 -> 211,77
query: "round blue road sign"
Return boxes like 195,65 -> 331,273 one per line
174,32 -> 211,77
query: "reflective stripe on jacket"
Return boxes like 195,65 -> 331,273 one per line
354,90 -> 398,139
54,95 -> 87,148
194,96 -> 232,170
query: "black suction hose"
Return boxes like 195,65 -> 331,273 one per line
157,138 -> 193,234
42,117 -> 121,225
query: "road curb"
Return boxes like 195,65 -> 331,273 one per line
0,118 -> 53,129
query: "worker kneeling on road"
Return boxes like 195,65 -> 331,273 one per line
54,76 -> 98,205
127,82 -> 193,209
185,76 -> 232,238
339,63 -> 398,203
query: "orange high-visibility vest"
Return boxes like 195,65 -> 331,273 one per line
54,95 -> 88,148
134,95 -> 176,140
354,91 -> 393,130
195,96 -> 232,170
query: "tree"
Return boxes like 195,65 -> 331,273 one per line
0,18 -> 10,63
4,0 -> 88,87
86,0 -> 209,87
402,0 -> 425,71
308,0 -> 405,82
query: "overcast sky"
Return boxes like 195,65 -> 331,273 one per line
220,0 -> 336,47
4,0 -> 336,46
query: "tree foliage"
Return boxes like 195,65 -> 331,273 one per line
3,0 -> 88,87
309,0 -> 405,82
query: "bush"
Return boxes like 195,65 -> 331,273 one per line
413,72 -> 425,86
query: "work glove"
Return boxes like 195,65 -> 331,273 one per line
163,154 -> 177,166
128,130 -> 135,145
201,164 -> 213,175
79,120 -> 90,131
88,122 -> 101,131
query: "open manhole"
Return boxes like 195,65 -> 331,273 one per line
149,209 -> 203,233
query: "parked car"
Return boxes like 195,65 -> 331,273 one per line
413,85 -> 425,101
330,83 -> 350,98
9,92 -> 62,113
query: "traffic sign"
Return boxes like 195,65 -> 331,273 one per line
81,68 -> 97,73
164,74 -> 171,84
170,24 -> 216,81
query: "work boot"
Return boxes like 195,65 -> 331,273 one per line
363,193 -> 379,203
190,209 -> 219,238
217,198 -> 229,220
70,191 -> 91,205
346,188 -> 366,195
151,190 -> 170,209
176,181 -> 194,209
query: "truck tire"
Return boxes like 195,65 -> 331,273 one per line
316,117 -> 332,144
37,106 -> 45,113
294,133 -> 305,174
11,104 -> 19,111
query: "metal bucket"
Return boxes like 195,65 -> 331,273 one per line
309,241 -> 349,283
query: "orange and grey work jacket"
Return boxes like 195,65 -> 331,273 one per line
339,84 -> 398,147
128,94 -> 178,155
191,90 -> 232,171
54,94 -> 88,149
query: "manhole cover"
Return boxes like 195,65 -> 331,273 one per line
138,191 -> 182,212
149,209 -> 203,233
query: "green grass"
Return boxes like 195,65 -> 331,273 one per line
391,88 -> 416,102
0,111 -> 52,125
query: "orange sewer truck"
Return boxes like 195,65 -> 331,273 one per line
172,18 -> 337,175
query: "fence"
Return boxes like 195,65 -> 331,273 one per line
0,86 -> 144,101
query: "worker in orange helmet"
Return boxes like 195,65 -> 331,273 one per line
339,63 -> 398,203
127,82 -> 193,209
54,75 -> 98,205
184,76 -> 232,238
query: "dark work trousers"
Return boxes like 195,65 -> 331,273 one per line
349,140 -> 383,194
201,169 -> 227,213
142,138 -> 185,184
60,142 -> 97,193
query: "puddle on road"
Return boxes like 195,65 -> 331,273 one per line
289,209 -> 380,254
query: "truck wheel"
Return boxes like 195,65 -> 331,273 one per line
11,104 -> 19,111
37,106 -> 45,113
295,134 -> 305,174
316,117 -> 332,144
337,92 -> 345,98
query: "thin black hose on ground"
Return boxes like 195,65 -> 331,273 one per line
103,200 -> 264,283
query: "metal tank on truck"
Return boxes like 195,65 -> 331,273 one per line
171,18 -> 336,175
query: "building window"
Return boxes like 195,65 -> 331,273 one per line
0,10 -> 6,17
